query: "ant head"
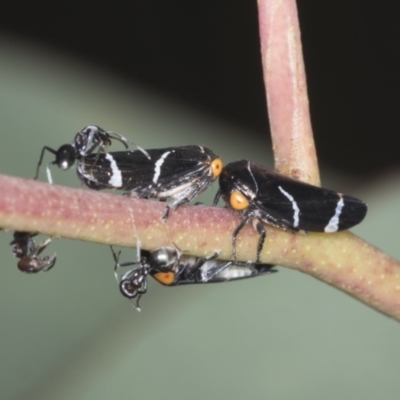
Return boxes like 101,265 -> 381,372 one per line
119,269 -> 146,299
55,144 -> 77,170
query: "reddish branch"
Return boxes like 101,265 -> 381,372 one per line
1,174 -> 400,320
258,0 -> 320,185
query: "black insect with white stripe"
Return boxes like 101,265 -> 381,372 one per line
111,246 -> 276,311
35,125 -> 129,183
10,231 -> 56,273
213,160 -> 368,261
77,145 -> 223,220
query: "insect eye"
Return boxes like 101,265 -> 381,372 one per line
210,158 -> 223,179
153,271 -> 176,285
229,191 -> 249,211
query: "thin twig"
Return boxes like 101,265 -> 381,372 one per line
258,0 -> 319,185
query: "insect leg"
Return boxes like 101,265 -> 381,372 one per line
212,189 -> 222,206
107,131 -> 130,149
231,214 -> 253,259
252,219 -> 266,263
184,252 -> 220,281
198,260 -> 233,282
35,146 -> 57,181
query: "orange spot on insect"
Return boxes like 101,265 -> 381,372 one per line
153,272 -> 176,285
210,159 -> 223,179
230,191 -> 249,210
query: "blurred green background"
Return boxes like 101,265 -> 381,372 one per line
1,36 -> 400,400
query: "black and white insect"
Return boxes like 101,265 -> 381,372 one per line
111,246 -> 276,311
213,160 -> 368,261
34,125 -> 129,183
77,145 -> 223,220
10,231 -> 57,273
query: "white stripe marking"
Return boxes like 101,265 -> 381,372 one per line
105,153 -> 123,187
325,196 -> 345,232
278,186 -> 300,228
153,151 -> 172,183
247,162 -> 258,194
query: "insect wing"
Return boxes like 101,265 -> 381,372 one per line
221,161 -> 367,232
251,164 -> 367,232
198,261 -> 277,283
78,145 -> 217,193
143,146 -> 217,190
150,254 -> 277,286
77,149 -> 156,190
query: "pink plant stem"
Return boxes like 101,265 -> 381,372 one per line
258,0 -> 320,185
1,174 -> 400,320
